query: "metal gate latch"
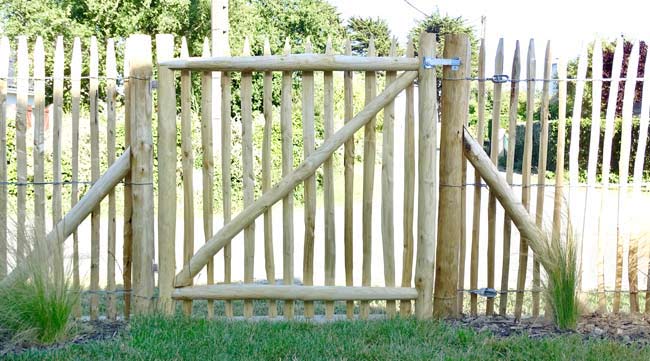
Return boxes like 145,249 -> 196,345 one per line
423,57 -> 461,70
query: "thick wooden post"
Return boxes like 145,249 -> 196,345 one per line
130,34 -> 155,314
156,34 -> 177,315
414,32 -> 437,320
433,34 -> 471,319
122,37 -> 133,319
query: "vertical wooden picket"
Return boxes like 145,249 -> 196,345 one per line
617,41 -> 639,313
106,38 -> 118,320
471,38 -> 486,316
200,38 -> 215,319
15,36 -> 28,263
52,37 -> 64,279
598,38 -> 623,313
361,39 -> 377,320
515,39 -> 535,320
89,36 -> 100,320
122,37 -> 133,319
180,37 -> 194,316
533,41 -> 552,317
382,38 -> 397,318
343,39 -> 355,319
323,38 -> 336,320
281,38 -> 295,320
500,41 -> 521,316
221,62 -> 233,318
302,38 -> 316,319
33,37 -> 46,243
487,38 -> 504,316
400,38 -> 415,317
241,37 -> 255,319
71,37 -> 82,318
262,38 -> 277,318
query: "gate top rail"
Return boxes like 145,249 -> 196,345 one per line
159,54 -> 420,72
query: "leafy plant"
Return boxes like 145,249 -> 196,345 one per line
0,227 -> 79,345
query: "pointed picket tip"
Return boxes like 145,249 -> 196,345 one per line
263,38 -> 271,56
283,37 -> 291,55
243,36 -> 251,56
389,37 -> 397,57
345,38 -> 351,55
0,37 -> 9,79
34,36 -> 45,79
180,37 -> 189,58
325,36 -> 332,55
106,38 -> 117,79
368,37 -> 376,56
406,37 -> 414,57
202,37 -> 211,58
304,36 -> 313,54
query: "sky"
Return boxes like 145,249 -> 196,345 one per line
329,0 -> 650,75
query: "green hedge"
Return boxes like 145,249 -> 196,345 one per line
507,118 -> 650,182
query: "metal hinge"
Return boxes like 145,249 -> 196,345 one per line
423,57 -> 461,70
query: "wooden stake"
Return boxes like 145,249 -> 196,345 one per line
106,38 -> 118,320
533,41 -> 552,317
122,37 -> 133,320
499,42 -> 520,316
361,38 -> 377,320
434,34 -> 471,319
515,39 -> 536,320
618,41 -> 639,313
180,37 -> 194,316
598,38 -> 624,313
400,38 -> 415,317
33,37 -> 46,248
382,38 -> 397,318
155,34 -> 177,315
241,38 -> 255,319
302,38 -> 316,319
280,38 -> 295,319
262,38 -> 277,318
0,37 -> 7,280
323,38 -> 336,319
129,35 -> 154,315
414,32 -> 437,320
471,39 -> 486,316
486,38 -> 504,316
343,39 -> 355,319
173,70 -> 419,288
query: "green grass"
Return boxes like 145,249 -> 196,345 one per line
5,315 -> 650,360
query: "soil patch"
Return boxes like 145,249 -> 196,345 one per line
451,312 -> 650,345
0,319 -> 126,356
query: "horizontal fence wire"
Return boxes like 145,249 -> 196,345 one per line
441,76 -> 650,82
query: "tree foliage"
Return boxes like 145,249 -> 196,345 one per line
345,16 -> 395,56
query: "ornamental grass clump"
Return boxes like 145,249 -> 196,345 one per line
0,230 -> 79,345
537,224 -> 579,330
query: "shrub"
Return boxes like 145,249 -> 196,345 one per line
0,230 -> 79,345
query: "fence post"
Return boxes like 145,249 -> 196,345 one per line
129,34 -> 155,315
155,34 -> 176,315
433,33 -> 471,319
414,32 -> 437,320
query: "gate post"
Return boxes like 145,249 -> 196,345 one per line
433,34 -> 471,318
414,32 -> 437,320
129,34 -> 155,314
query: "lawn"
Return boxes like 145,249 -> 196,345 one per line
6,315 -> 650,360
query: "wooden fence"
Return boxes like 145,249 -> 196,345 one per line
0,32 -> 649,321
